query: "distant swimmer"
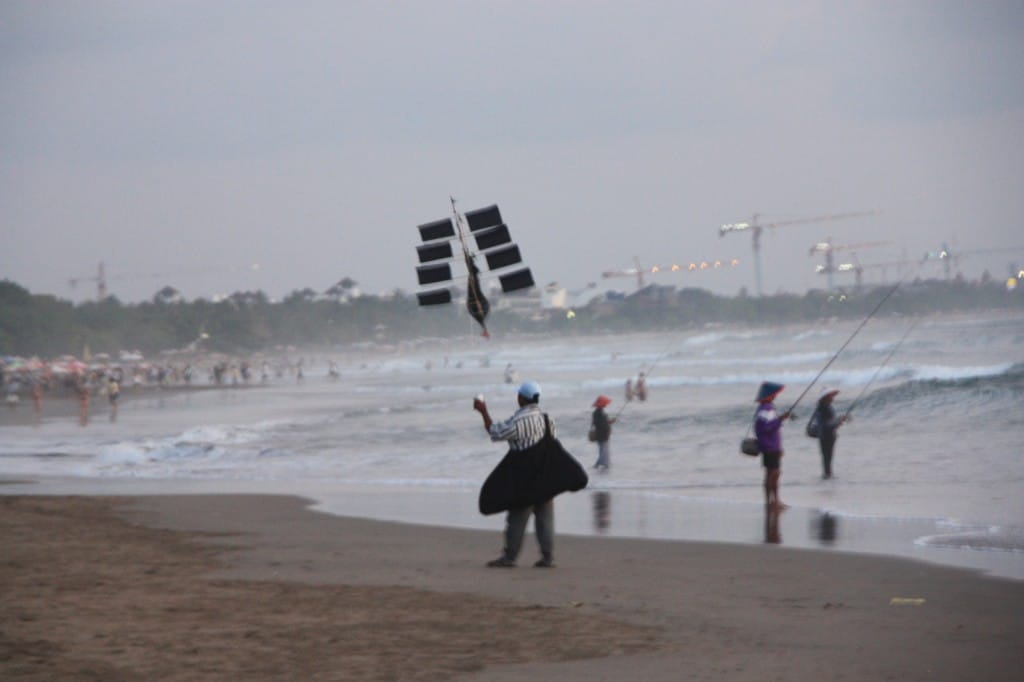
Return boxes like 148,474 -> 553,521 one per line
503,364 -> 518,385
754,381 -> 793,510
77,381 -> 90,426
32,381 -> 43,416
809,387 -> 848,479
5,380 -> 18,408
589,395 -> 615,471
635,372 -> 648,402
107,376 -> 120,422
625,378 -> 634,402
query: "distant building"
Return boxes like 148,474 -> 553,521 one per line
493,286 -> 542,317
542,283 -> 568,310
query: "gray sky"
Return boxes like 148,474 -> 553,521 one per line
3,1 -> 1023,303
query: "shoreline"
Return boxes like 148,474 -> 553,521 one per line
4,476 -> 1024,581
0,382 -> 263,427
3,491 -> 1022,680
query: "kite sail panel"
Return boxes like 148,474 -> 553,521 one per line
418,218 -> 456,242
464,205 -> 502,232
417,242 -> 453,263
417,289 -> 453,306
473,224 -> 512,251
499,268 -> 535,293
416,263 -> 452,285
484,244 -> 522,271
413,198 -> 535,337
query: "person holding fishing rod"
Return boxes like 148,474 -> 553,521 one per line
757,275 -> 916,497
589,395 -> 615,471
810,319 -> 918,480
754,381 -> 794,509
809,387 -> 848,480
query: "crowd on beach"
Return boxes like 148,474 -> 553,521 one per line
0,351 -> 320,410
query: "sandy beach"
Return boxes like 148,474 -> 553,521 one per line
2,492 -> 1021,681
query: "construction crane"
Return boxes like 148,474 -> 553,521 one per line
602,256 -> 741,291
68,262 -> 107,301
69,261 -> 263,302
719,210 -> 879,296
823,256 -> 919,289
809,239 -> 892,290
920,243 -> 1024,280
832,243 -> 1024,288
602,257 -> 648,290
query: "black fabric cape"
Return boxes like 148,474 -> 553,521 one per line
478,415 -> 589,515
463,251 -> 490,333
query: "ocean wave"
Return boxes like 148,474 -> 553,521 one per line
915,527 -> 1024,554
76,418 -> 322,472
911,362 -> 1018,382
682,330 -> 765,347
791,329 -> 834,342
96,439 -> 225,466
855,362 -> 1024,410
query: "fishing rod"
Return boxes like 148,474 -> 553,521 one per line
609,336 -> 678,421
784,272 -> 914,416
842,318 -> 918,418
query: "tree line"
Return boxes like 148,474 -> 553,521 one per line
0,277 -> 1019,358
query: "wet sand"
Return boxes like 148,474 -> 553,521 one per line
2,493 -> 1022,680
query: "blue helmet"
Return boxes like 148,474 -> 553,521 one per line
517,380 -> 541,401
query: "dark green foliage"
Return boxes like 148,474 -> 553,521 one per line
0,278 -> 1019,357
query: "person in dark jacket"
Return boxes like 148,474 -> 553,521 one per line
754,381 -> 792,509
591,395 -> 615,470
814,387 -> 848,479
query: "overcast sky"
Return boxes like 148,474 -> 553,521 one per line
3,1 -> 1023,304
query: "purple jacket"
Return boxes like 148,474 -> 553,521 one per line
754,401 -> 783,453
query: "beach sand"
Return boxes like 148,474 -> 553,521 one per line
2,493 -> 1022,681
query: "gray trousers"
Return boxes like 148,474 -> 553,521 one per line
501,499 -> 554,562
594,440 -> 611,468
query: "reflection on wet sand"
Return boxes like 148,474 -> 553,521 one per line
764,505 -> 781,544
813,511 -> 838,545
592,491 -> 610,533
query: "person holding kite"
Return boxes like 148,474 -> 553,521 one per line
473,381 -> 558,568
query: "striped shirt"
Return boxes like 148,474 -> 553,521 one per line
489,404 -> 554,451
